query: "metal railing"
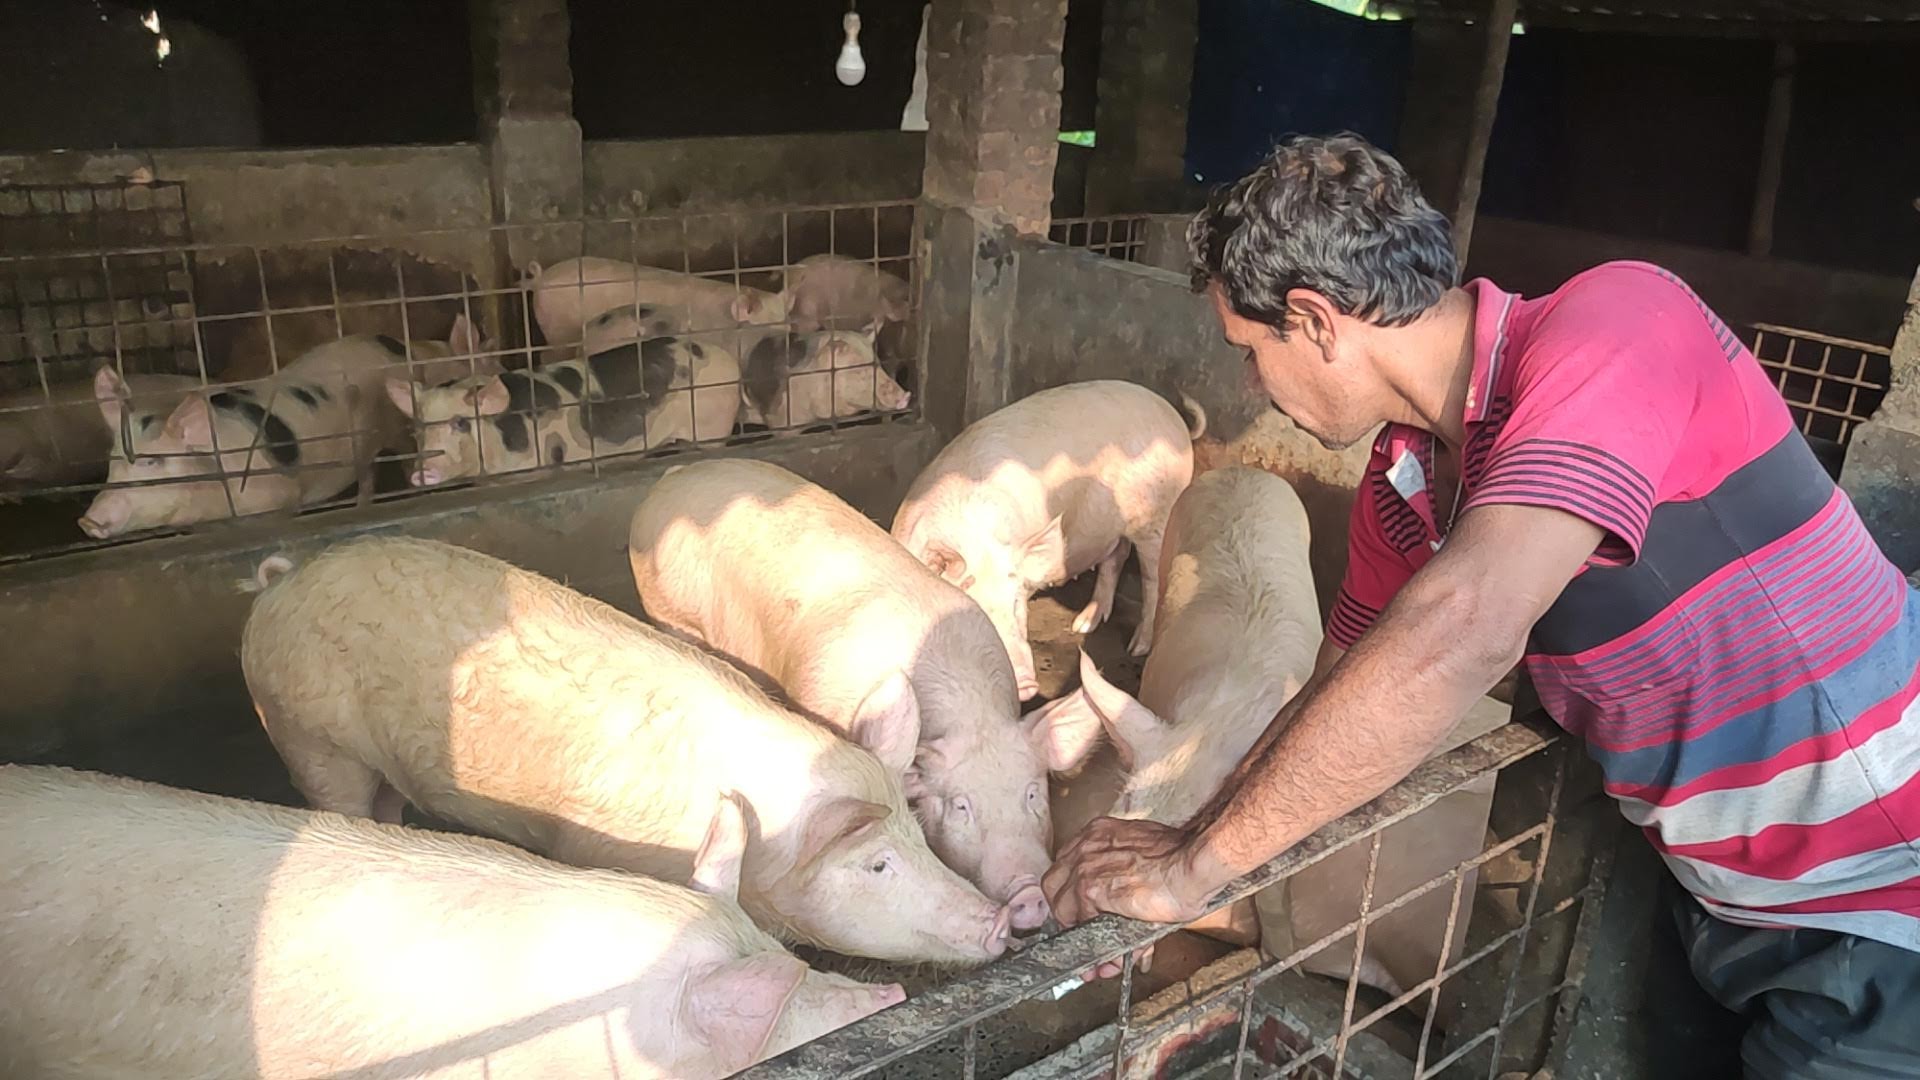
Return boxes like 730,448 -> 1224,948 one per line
746,715 -> 1610,1080
1744,322 -> 1892,447
1048,216 -> 1152,264
0,198 -> 922,564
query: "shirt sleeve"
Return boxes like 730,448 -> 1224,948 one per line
1327,469 -> 1421,650
1460,270 -> 1707,562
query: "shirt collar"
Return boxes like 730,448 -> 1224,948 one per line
1462,277 -> 1519,425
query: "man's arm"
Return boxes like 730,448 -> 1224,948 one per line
1045,503 -> 1601,926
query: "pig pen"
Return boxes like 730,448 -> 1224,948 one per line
1,192 -> 1613,1079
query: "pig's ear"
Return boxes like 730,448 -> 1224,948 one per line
1023,687 -> 1107,773
850,672 -> 922,774
1075,649 -> 1165,766
384,377 -> 419,418
446,313 -> 481,358
690,791 -> 751,903
684,952 -> 808,1075
466,376 -> 511,416
163,393 -> 215,448
1017,515 -> 1068,584
94,366 -> 130,430
923,541 -> 967,585
795,797 -> 891,871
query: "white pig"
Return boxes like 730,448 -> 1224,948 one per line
892,380 -> 1205,699
386,336 -> 741,487
78,336 -> 404,539
525,257 -> 787,348
241,536 -> 1014,965
0,370 -> 197,497
780,253 -> 913,365
630,459 -> 1086,930
0,764 -> 903,1080
740,328 -> 911,428
1042,467 -> 1477,999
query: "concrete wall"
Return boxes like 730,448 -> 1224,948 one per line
1008,240 -> 1372,614
0,423 -> 942,793
583,132 -> 924,218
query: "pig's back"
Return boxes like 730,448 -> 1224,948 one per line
244,536 -> 802,853
0,764 -> 755,1080
636,460 -> 989,704
1139,468 -> 1319,723
900,381 -> 1192,535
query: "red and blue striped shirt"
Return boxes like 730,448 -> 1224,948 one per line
1331,261 -> 1920,950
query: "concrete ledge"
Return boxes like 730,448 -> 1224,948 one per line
0,421 -> 942,761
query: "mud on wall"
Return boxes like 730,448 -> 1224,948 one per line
1007,241 -> 1373,616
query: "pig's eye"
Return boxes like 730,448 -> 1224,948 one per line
949,796 -> 973,823
450,416 -> 471,434
868,853 -> 896,875
1026,782 -> 1043,810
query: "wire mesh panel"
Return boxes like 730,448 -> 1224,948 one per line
0,200 -> 921,564
1048,217 -> 1151,263
0,181 -> 198,393
1744,322 -> 1892,447
742,715 -> 1613,1080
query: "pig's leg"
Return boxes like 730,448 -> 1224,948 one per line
256,702 -> 385,819
1126,526 -> 1166,657
369,782 -> 408,826
1071,538 -> 1130,636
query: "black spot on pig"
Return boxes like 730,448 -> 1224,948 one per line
287,385 -> 321,408
549,366 -> 585,398
138,414 -> 156,434
689,343 -> 705,360
582,339 -> 678,445
209,391 -> 301,467
493,414 -> 530,454
500,369 -> 564,415
743,333 -> 801,419
375,335 -> 407,357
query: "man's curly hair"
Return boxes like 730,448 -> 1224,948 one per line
1187,134 -> 1459,339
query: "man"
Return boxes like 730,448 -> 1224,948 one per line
1042,134 -> 1920,1078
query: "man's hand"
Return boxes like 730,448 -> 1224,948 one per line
1044,816 -> 1215,927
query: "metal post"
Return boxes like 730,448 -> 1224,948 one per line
1452,0 -> 1519,267
1747,40 -> 1797,258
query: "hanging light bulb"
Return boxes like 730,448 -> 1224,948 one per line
835,9 -> 866,87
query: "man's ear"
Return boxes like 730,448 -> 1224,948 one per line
1284,289 -> 1341,357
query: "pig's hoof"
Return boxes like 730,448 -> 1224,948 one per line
1071,601 -> 1108,635
1127,626 -> 1152,657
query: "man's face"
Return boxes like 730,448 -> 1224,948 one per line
1211,286 -> 1373,451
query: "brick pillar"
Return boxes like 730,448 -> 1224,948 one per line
917,0 -> 1070,436
1085,0 -> 1199,216
471,0 -> 582,284
1840,265 -> 1920,571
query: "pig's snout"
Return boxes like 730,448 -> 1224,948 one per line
1005,878 -> 1050,931
410,465 -> 444,488
878,381 -> 911,411
78,495 -> 130,539
982,903 -> 1015,958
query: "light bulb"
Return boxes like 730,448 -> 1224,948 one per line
835,11 -> 866,87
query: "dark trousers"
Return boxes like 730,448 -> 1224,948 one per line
1671,885 -> 1920,1079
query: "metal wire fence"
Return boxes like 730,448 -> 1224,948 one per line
745,711 -> 1611,1080
0,197 -> 921,563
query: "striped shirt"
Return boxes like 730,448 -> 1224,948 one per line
1330,261 -> 1920,951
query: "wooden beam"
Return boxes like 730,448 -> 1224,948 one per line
1452,0 -> 1519,266
1747,40 -> 1797,258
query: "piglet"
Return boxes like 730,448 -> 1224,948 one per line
0,764 -> 902,1079
241,536 -> 1014,965
0,370 -> 197,498
631,459 -> 1082,930
1043,467 -> 1482,999
741,328 -> 910,428
386,336 -> 741,486
779,253 -> 912,364
525,257 -> 786,347
892,379 -> 1205,699
78,336 -> 404,539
